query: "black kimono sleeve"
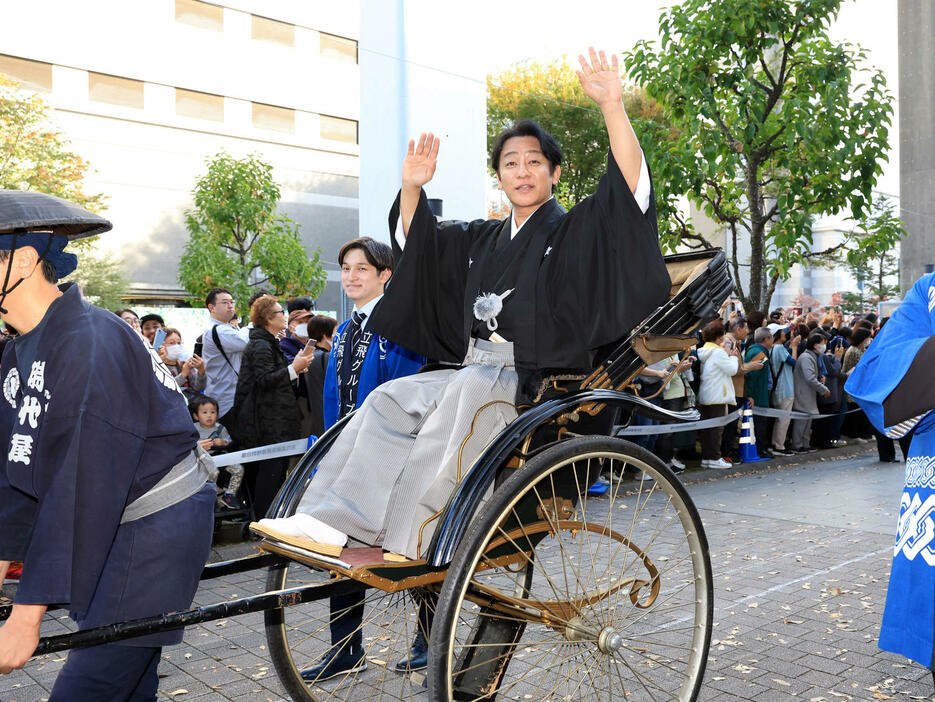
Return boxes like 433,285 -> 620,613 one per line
369,190 -> 496,364
537,153 -> 670,367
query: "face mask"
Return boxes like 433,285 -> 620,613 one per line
294,323 -> 308,339
165,344 -> 189,362
815,345 -> 826,354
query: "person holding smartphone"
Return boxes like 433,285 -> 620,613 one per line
157,328 -> 205,401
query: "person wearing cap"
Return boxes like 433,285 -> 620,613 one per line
0,191 -> 215,700
139,313 -> 164,345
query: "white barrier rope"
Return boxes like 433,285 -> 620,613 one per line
210,405 -> 863,463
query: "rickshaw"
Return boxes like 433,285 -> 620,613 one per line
9,248 -> 731,701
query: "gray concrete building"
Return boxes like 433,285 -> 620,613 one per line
898,0 -> 935,293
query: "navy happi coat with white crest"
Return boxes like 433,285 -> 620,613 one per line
0,283 -> 209,644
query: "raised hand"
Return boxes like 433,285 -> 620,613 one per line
576,47 -> 623,109
402,132 -> 440,190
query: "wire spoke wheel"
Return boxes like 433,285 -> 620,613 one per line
431,437 -> 712,701
266,562 -> 436,701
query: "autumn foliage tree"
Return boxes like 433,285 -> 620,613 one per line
624,0 -> 896,313
178,152 -> 326,316
0,75 -> 105,211
486,59 -> 688,241
0,74 -> 126,304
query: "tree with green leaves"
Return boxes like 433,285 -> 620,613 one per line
486,59 -> 687,237
63,251 -> 128,310
838,195 -> 902,311
1,74 -> 128,304
178,152 -> 326,316
624,0 -> 895,313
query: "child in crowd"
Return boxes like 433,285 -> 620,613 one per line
191,396 -> 244,510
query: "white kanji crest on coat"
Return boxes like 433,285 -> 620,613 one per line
18,395 -> 42,429
8,433 -> 33,465
26,361 -> 45,393
3,368 -> 19,408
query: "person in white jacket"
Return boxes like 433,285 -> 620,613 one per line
696,319 -> 741,469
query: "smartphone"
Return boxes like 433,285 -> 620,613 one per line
153,328 -> 167,350
194,340 -> 203,358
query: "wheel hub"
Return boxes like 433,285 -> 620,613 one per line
598,627 -> 624,654
563,616 -> 596,642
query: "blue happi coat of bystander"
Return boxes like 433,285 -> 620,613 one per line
322,317 -> 424,430
847,272 -> 935,668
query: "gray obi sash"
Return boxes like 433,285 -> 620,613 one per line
120,446 -> 218,524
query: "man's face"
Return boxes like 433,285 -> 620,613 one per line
341,249 -> 390,305
141,320 -> 161,342
120,312 -> 141,332
496,136 -> 560,211
208,293 -> 237,322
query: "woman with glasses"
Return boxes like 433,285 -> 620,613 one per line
231,295 -> 313,517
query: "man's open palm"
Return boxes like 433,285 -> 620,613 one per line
402,133 -> 440,189
576,47 -> 622,108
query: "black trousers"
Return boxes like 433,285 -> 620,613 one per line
330,590 -> 435,652
246,456 -> 288,519
876,432 -> 913,462
720,397 -> 742,459
50,644 -> 160,701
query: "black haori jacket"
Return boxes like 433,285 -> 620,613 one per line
231,327 -> 301,448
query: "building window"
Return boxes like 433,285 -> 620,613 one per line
320,33 -> 357,64
252,102 -> 294,133
0,54 -> 52,92
89,72 -> 144,109
176,88 -> 223,121
320,115 -> 358,144
175,0 -> 223,32
252,15 -> 294,47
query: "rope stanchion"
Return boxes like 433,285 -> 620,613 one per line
615,404 -> 860,437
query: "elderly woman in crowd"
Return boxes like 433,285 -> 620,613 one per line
158,327 -> 206,400
232,295 -> 313,517
697,319 -> 741,470
791,333 -> 831,453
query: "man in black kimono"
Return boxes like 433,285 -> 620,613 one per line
255,45 -> 670,685
0,192 -> 215,701
257,46 -> 668,566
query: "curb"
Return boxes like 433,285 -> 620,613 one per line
675,440 -> 879,485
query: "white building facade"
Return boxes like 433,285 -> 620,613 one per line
1,0 -> 358,314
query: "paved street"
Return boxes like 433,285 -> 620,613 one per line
4,447 -> 934,701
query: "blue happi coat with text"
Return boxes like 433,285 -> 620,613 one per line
847,272 -> 935,668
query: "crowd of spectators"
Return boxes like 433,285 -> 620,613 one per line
111,291 -> 338,518
629,302 -> 899,474
104,288 -> 896,512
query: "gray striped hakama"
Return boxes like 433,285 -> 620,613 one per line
296,338 -> 518,559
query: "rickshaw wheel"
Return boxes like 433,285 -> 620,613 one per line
431,436 -> 713,702
265,561 -> 439,701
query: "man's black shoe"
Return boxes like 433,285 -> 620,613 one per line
395,629 -> 428,672
301,646 -> 367,682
